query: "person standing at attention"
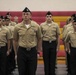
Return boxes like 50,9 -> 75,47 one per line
0,16 -> 11,75
40,11 -> 60,75
13,7 -> 42,75
65,17 -> 76,75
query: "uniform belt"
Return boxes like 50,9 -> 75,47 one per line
26,48 -> 31,51
19,46 -> 36,51
0,46 -> 6,48
43,40 -> 56,43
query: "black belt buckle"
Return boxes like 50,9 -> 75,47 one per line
26,48 -> 31,51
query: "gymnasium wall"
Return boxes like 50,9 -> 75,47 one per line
0,0 -> 76,57
0,0 -> 76,11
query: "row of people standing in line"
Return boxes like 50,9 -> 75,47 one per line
0,7 -> 76,75
0,8 -> 60,75
62,14 -> 76,75
0,12 -> 17,75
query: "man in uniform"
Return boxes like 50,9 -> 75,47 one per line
13,16 -> 19,24
65,17 -> 76,75
62,14 -> 76,40
40,11 -> 60,75
62,14 -> 76,75
3,16 -> 14,75
6,12 -> 16,74
0,16 -> 11,75
6,12 -> 16,26
13,7 -> 42,75
0,16 -> 6,27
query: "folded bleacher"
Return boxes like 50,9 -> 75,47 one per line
0,11 -> 76,59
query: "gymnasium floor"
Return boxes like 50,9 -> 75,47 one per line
13,59 -> 68,75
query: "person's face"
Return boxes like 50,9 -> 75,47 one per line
7,15 -> 11,20
22,12 -> 31,21
5,19 -> 10,25
14,18 -> 18,23
71,17 -> 75,22
46,15 -> 52,22
73,22 -> 76,29
2,20 -> 6,25
0,18 -> 2,25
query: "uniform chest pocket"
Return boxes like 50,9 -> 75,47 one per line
42,28 -> 48,34
42,27 -> 48,31
18,30 -> 25,36
49,27 -> 56,35
19,33 -> 25,36
51,28 -> 56,32
29,29 -> 36,36
70,36 -> 76,40
51,27 -> 56,32
1,34 -> 6,37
